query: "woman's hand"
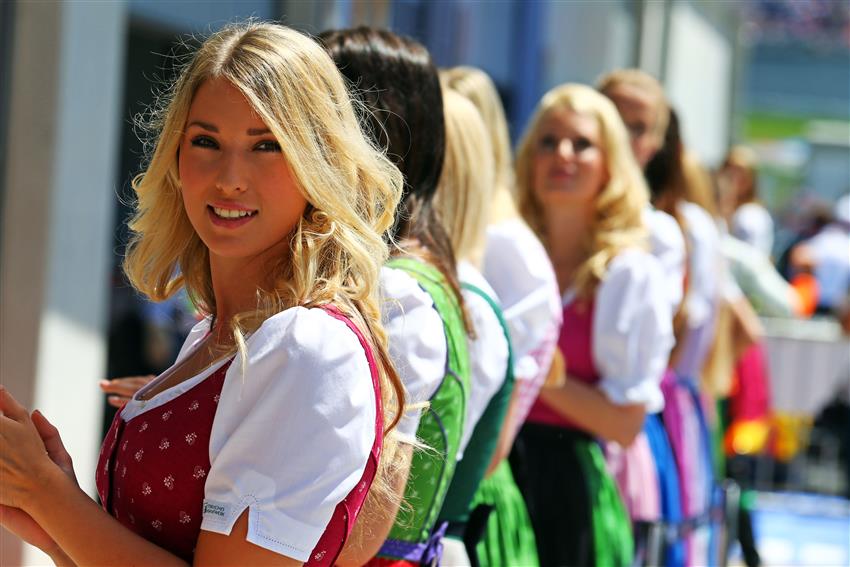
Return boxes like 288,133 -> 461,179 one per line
542,350 -> 566,389
31,409 -> 77,485
99,375 -> 154,408
0,506 -> 59,555
0,388 -> 59,509
0,403 -> 77,559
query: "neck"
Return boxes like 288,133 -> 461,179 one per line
208,254 -> 279,339
543,205 -> 593,292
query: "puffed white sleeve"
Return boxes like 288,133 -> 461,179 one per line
457,262 -> 510,458
380,266 -> 447,443
483,219 -> 562,382
679,202 -> 723,330
201,307 -> 376,561
644,207 -> 686,313
731,203 -> 774,258
593,250 -> 673,414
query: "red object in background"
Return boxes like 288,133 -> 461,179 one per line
725,341 -> 773,456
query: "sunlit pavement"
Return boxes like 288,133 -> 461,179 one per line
729,492 -> 850,566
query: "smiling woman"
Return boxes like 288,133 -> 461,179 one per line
0,21 -> 407,567
178,78 -> 307,263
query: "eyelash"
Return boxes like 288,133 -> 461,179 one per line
539,135 -> 558,150
190,135 -> 218,149
188,136 -> 281,153
254,140 -> 282,153
538,135 -> 593,152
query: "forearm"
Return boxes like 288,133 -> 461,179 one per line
46,546 -> 76,567
538,378 -> 645,446
27,466 -> 188,567
486,388 -> 521,474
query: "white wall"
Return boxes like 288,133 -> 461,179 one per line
542,0 -> 636,90
665,1 -> 734,166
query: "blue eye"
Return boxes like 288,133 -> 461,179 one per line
255,140 -> 282,153
190,136 -> 218,149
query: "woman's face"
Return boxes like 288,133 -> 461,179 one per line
178,78 -> 307,267
605,85 -> 661,169
532,106 -> 608,215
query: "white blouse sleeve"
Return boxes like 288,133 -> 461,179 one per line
380,266 -> 447,443
457,262 -> 510,459
593,250 -> 673,414
679,202 -> 723,330
483,219 -> 562,382
644,207 -> 686,313
731,203 -> 774,258
201,307 -> 376,561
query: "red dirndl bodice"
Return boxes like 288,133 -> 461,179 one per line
95,306 -> 382,565
527,299 -> 598,429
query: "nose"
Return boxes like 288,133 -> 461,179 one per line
556,139 -> 574,161
215,151 -> 248,194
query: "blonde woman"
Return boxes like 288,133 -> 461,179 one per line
440,68 -> 543,567
442,66 -> 561,461
429,89 -> 512,566
598,69 -> 687,315
0,22 -> 407,567
516,84 -> 673,566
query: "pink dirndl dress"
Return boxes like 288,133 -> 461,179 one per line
95,306 -> 382,565
661,368 -> 715,566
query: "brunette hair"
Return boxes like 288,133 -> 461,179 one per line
319,26 -> 470,330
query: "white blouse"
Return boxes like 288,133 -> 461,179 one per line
564,249 -> 673,414
676,202 -> 723,379
644,207 -> 687,312
731,202 -> 774,258
457,261 -> 510,459
483,218 -> 562,383
125,307 -> 376,561
380,265 -> 447,443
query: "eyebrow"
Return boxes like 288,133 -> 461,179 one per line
186,121 -> 271,136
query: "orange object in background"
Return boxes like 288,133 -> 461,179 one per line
725,417 -> 771,456
770,413 -> 814,462
790,272 -> 819,317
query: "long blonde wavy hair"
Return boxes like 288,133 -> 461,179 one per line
433,89 -> 494,266
516,83 -> 649,300
441,66 -> 520,224
123,22 -> 406,499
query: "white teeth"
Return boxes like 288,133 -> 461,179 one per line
212,207 -> 255,219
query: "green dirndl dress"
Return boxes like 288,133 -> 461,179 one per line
471,459 -> 539,567
375,257 -> 471,566
437,281 -> 533,566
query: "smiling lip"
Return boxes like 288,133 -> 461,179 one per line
548,168 -> 575,181
207,204 -> 258,229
